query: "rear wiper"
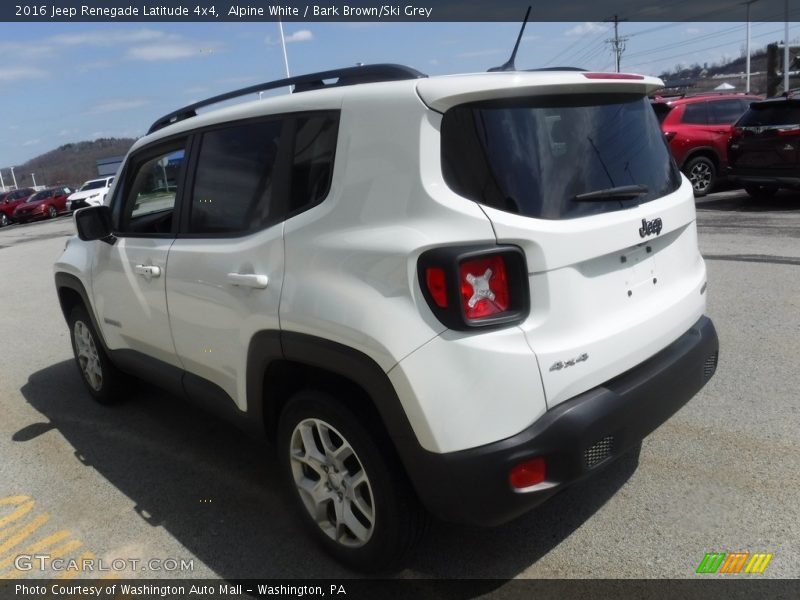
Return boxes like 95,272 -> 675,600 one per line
573,185 -> 649,202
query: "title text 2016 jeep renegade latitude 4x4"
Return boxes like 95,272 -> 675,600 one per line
55,64 -> 719,571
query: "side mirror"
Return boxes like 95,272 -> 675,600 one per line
75,205 -> 115,244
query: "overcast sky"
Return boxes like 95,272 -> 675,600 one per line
1,19 -> 798,171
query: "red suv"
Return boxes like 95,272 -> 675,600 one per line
0,187 -> 36,227
652,93 -> 760,196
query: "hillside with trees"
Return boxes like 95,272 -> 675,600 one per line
3,138 -> 135,190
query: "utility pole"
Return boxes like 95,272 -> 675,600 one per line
0,170 -> 5,192
785,0 -> 790,93
31,173 -> 37,187
10,167 -> 17,189
744,0 -> 761,93
605,15 -> 629,73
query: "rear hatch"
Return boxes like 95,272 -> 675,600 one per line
729,98 -> 800,174
419,73 -> 707,408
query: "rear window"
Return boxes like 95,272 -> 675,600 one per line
737,101 -> 800,127
651,102 -> 672,124
442,93 -> 681,220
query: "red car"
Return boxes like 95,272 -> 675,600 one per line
12,186 -> 73,223
0,187 -> 35,227
651,92 -> 760,196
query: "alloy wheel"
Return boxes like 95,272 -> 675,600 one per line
688,162 -> 712,194
289,418 -> 376,548
74,320 -> 103,391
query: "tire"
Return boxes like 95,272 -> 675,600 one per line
277,390 -> 427,572
0,213 -> 8,227
68,306 -> 125,404
744,184 -> 778,201
47,205 -> 57,219
683,156 -> 716,197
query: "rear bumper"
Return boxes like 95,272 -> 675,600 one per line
728,169 -> 800,188
407,316 -> 719,526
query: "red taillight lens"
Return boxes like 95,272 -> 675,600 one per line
582,72 -> 644,80
664,131 -> 677,142
459,255 -> 510,319
425,267 -> 448,308
777,126 -> 800,137
509,457 -> 546,489
731,127 -> 743,139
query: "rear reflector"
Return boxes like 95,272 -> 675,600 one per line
510,457 -> 546,489
459,255 -> 510,320
583,72 -> 644,80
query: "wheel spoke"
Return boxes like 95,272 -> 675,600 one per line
342,501 -> 371,543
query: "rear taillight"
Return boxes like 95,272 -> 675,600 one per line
418,245 -> 529,330
777,126 -> 800,137
459,255 -> 509,319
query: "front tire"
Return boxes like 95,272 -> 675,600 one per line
68,306 -> 125,404
0,213 -> 9,227
277,390 -> 426,572
47,205 -> 57,219
683,156 -> 716,197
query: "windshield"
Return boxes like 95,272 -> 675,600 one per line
80,180 -> 108,191
441,93 -> 681,220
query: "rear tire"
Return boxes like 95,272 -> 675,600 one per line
68,306 -> 125,404
277,390 -> 427,572
744,184 -> 778,200
683,156 -> 716,197
47,205 -> 57,219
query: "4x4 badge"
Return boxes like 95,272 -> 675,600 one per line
639,217 -> 663,238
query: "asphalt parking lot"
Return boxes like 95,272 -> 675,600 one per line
0,189 -> 798,583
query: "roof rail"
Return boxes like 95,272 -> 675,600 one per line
147,63 -> 427,134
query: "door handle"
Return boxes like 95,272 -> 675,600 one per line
134,264 -> 161,278
226,273 -> 269,289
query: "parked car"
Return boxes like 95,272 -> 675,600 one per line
727,90 -> 800,199
55,64 -> 718,571
66,176 -> 115,211
13,186 -> 72,223
651,92 -> 760,196
0,187 -> 35,227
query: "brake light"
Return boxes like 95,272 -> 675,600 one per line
777,126 -> 800,137
418,245 -> 529,331
459,255 -> 510,319
510,457 -> 546,489
582,72 -> 644,80
425,267 -> 448,308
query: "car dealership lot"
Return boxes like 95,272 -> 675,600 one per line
0,190 -> 798,581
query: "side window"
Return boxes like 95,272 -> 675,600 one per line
708,99 -> 746,125
189,120 -> 283,234
681,102 -> 708,125
116,142 -> 186,235
289,113 -> 338,213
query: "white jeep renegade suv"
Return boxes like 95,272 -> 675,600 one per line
54,64 -> 719,571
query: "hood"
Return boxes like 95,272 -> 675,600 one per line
68,188 -> 107,201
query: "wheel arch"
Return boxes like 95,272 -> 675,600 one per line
247,331 -> 424,484
681,147 -> 720,170
54,272 -> 109,351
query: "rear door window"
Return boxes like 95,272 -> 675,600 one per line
708,99 -> 747,125
681,102 -> 708,124
441,93 -> 681,220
